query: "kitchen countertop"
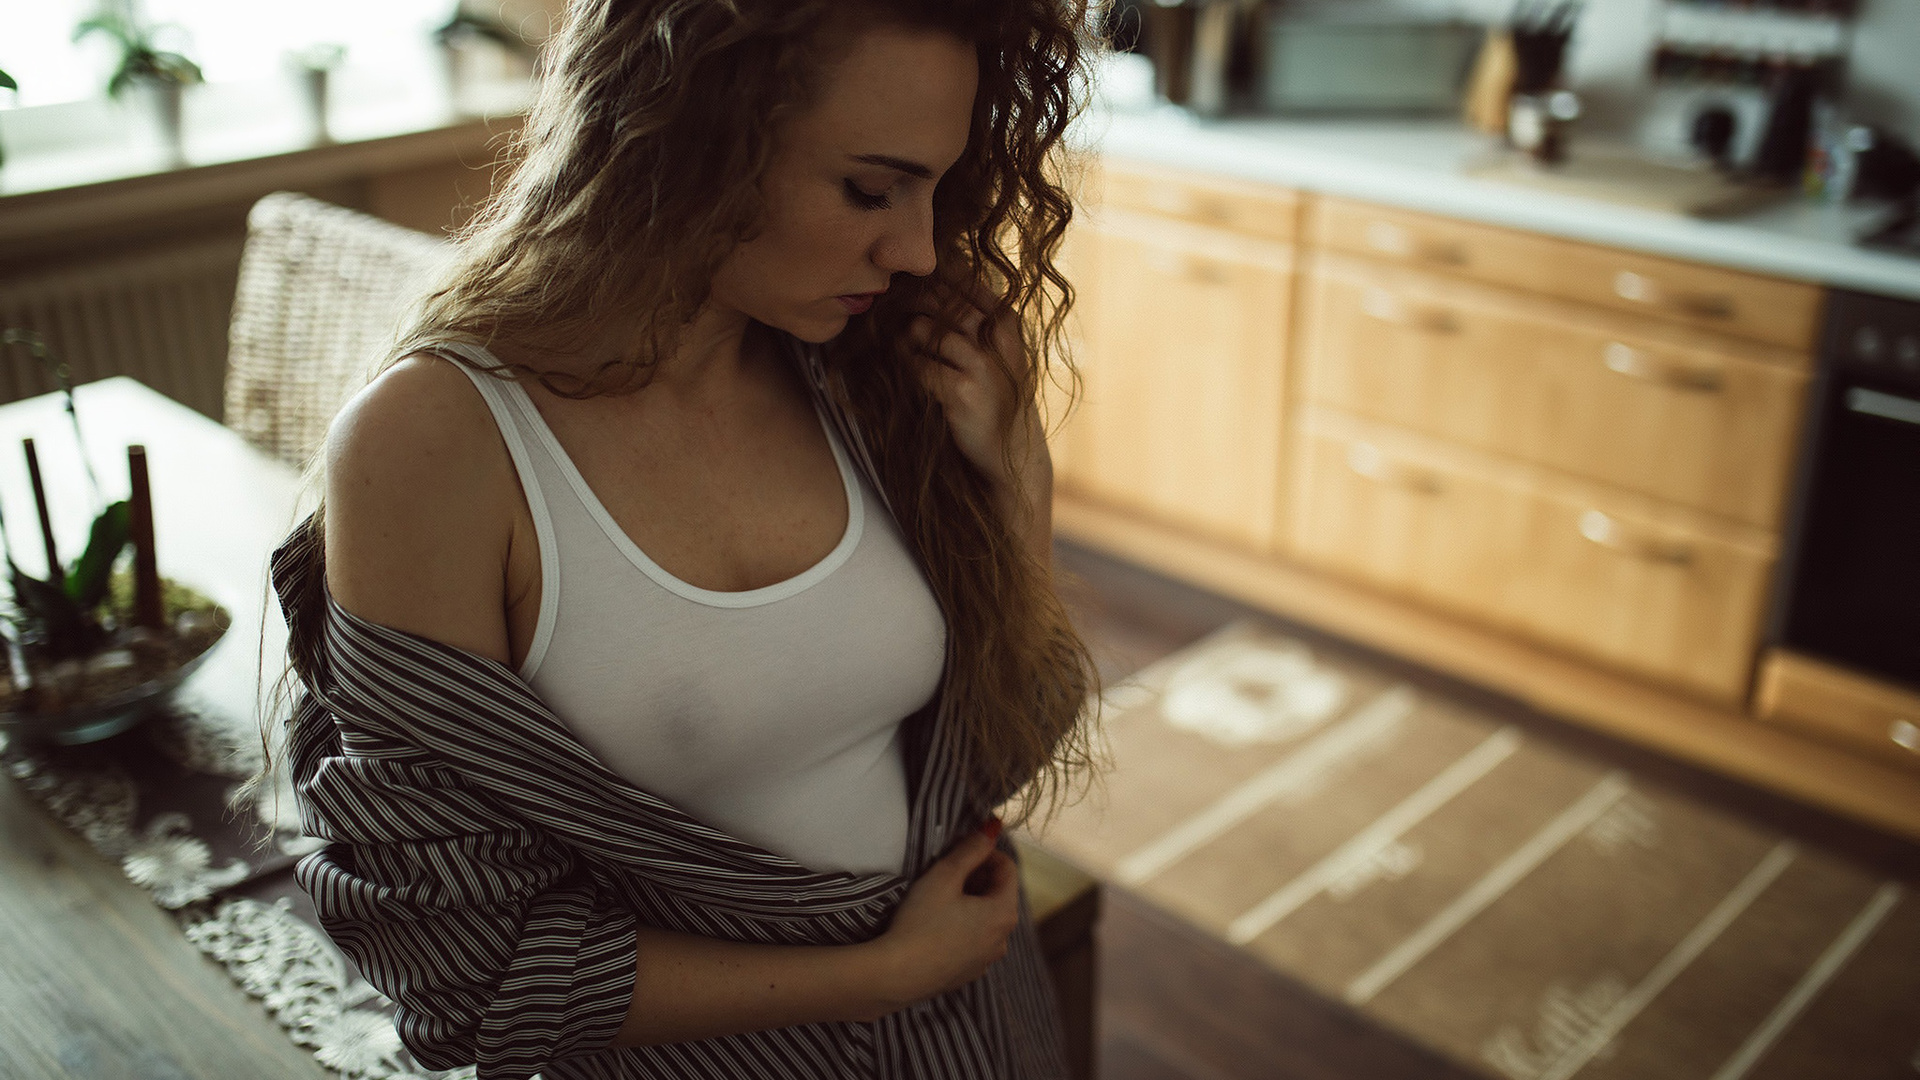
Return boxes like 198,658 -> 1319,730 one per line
1083,105 -> 1920,303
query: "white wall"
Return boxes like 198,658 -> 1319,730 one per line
1848,0 -> 1920,146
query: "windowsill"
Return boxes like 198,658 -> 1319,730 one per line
0,64 -> 530,248
1,53 -> 533,196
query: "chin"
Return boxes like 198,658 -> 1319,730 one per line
791,322 -> 846,345
776,310 -> 856,346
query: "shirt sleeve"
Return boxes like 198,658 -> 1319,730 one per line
293,747 -> 638,1079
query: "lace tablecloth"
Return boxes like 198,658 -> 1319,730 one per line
2,694 -> 487,1080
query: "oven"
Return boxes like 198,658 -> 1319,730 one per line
1770,288 -> 1920,690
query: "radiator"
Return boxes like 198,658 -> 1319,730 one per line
0,236 -> 244,420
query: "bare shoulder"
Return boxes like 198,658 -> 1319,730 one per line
327,353 -> 504,480
323,352 -> 518,664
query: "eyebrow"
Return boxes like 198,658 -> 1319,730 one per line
850,153 -> 935,180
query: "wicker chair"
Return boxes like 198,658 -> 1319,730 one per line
223,192 -> 453,467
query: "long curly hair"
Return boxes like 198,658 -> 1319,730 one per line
362,0 -> 1104,827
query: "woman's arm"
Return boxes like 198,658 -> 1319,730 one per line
324,356 -> 1023,1060
612,821 -> 1017,1046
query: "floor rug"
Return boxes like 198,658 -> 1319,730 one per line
1031,622 -> 1920,1080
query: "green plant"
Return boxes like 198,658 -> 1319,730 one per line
1,501 -> 130,662
0,331 -> 227,722
0,332 -> 124,663
433,8 -> 537,60
290,43 -> 346,74
73,10 -> 203,98
0,67 -> 15,171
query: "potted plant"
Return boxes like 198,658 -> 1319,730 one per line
433,5 -> 537,113
0,331 -> 227,744
288,43 -> 346,145
73,7 -> 204,167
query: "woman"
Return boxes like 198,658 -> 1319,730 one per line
274,1 -> 1099,1077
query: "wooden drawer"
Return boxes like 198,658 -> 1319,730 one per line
1099,159 -> 1301,244
1311,196 -> 1823,351
1059,208 -> 1293,551
1755,650 -> 1920,773
1288,414 -> 1531,626
1300,254 -> 1811,527
1291,410 -> 1776,702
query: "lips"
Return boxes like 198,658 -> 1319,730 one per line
836,291 -> 883,315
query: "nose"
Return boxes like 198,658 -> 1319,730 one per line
871,200 -> 938,278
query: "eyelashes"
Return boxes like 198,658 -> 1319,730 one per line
842,179 -> 893,211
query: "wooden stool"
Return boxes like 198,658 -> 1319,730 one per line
1017,837 -> 1101,1080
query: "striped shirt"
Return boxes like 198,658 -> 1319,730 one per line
275,342 -> 1070,1080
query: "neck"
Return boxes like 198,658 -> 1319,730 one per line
493,303 -> 773,406
642,304 -> 766,402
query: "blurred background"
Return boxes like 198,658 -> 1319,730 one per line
1,2 -> 1917,1080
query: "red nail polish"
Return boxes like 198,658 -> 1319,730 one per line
980,817 -> 1003,841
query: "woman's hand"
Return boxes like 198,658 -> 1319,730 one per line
907,286 -> 1055,568
865,819 -> 1020,1014
907,285 -> 1048,492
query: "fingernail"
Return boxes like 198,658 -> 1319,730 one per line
980,817 -> 1003,840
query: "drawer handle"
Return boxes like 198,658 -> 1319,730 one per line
1579,510 -> 1694,567
1892,720 -> 1920,753
1417,242 -> 1469,267
1613,271 -> 1735,321
1146,248 -> 1229,285
1602,343 -> 1725,393
1146,186 -> 1235,226
1362,221 -> 1468,266
1190,197 -> 1234,225
1348,442 -> 1444,494
1889,718 -> 1920,753
1363,288 -> 1462,334
1365,221 -> 1412,256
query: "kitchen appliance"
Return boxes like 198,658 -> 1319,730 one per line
1256,13 -> 1483,114
1770,289 -> 1920,690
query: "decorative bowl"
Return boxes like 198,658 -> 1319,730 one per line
0,609 -> 229,746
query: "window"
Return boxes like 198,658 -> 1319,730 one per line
2,0 -> 453,108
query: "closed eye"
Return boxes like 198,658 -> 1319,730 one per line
842,178 -> 893,211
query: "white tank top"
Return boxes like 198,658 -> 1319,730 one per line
442,343 -> 947,876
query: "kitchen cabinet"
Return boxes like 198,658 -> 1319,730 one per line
1299,252 -> 1811,528
1051,156 -> 1920,840
1289,196 -> 1818,702
1289,412 -> 1532,628
1100,163 -> 1302,243
1292,410 -> 1776,701
1057,179 -> 1296,552
1310,196 -> 1825,350
1756,650 -> 1920,774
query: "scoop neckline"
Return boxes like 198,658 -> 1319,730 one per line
459,343 -> 865,609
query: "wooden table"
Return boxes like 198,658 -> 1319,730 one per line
0,377 -> 327,1079
0,376 -> 1101,1080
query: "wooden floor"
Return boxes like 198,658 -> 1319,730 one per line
1053,540 -> 1920,1080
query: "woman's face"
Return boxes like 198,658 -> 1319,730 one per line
709,24 -> 978,344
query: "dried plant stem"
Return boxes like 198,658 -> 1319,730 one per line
22,439 -> 62,586
127,445 -> 163,630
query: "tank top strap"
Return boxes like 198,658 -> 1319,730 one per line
430,342 -> 561,680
